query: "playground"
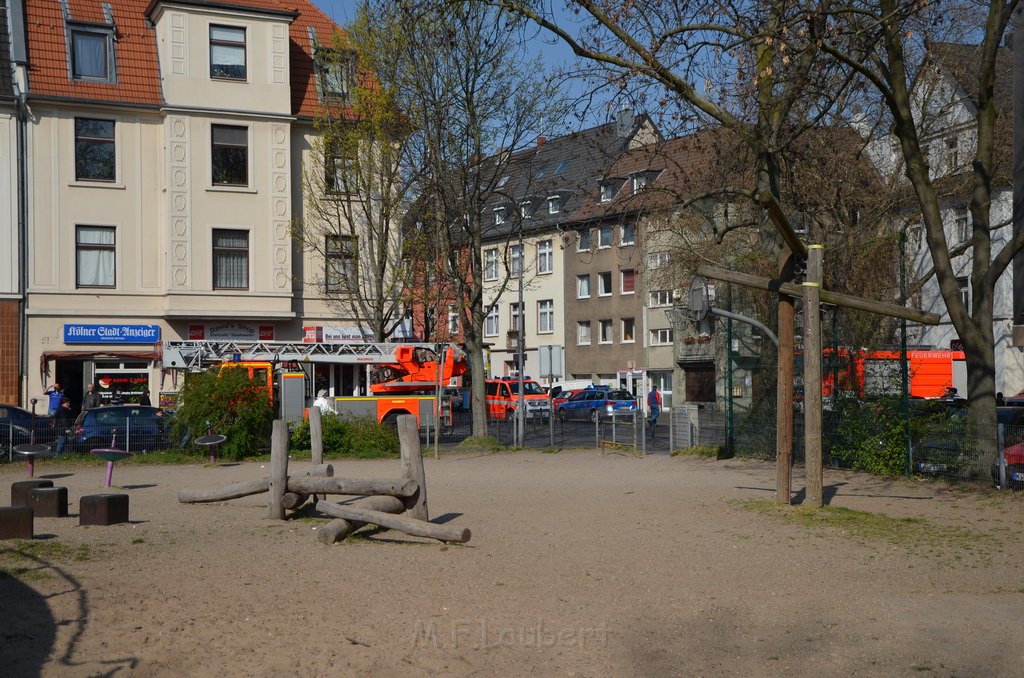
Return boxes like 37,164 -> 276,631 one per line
2,450 -> 1023,676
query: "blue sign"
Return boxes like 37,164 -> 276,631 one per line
64,324 -> 161,344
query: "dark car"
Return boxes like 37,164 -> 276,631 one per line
556,387 -> 637,422
0,404 -> 55,447
70,405 -> 172,453
914,404 -> 1024,477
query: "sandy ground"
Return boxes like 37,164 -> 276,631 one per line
2,449 -> 1024,677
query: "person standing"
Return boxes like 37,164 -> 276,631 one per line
82,383 -> 103,410
647,384 -> 662,439
44,383 -> 64,416
139,389 -> 152,406
313,389 -> 335,414
52,397 -> 74,456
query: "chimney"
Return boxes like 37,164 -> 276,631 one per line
537,136 -> 546,150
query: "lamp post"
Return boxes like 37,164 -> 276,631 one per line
517,222 -> 526,447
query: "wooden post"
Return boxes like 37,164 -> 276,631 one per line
310,407 -> 323,466
776,248 -> 795,504
803,245 -> 824,507
268,419 -> 289,519
398,414 -> 428,521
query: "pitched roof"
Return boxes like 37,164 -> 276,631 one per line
23,0 -> 346,116
928,41 -> 1013,114
0,0 -> 14,101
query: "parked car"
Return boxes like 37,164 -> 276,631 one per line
551,388 -> 585,411
914,404 -> 1024,477
0,404 -> 54,446
556,387 -> 637,423
70,405 -> 173,453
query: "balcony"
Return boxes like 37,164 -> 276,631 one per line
677,335 -> 714,362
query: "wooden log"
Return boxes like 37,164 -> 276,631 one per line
281,463 -> 334,510
398,414 -> 428,520
315,500 -> 470,543
310,407 -> 323,466
268,420 -> 289,519
317,496 -> 405,544
177,464 -> 332,504
287,476 -> 417,498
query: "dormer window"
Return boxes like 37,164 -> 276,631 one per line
69,26 -> 115,82
600,183 -> 617,202
494,206 -> 506,225
210,25 -> 247,80
316,49 -> 355,103
520,201 -> 534,219
632,174 -> 648,193
548,195 -> 561,214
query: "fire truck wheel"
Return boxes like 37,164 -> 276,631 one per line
505,409 -> 515,421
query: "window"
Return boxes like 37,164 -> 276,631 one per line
316,49 -> 353,102
537,240 -> 553,274
621,223 -> 635,245
650,290 -> 672,307
70,27 -> 113,81
945,135 -> 959,169
210,25 -> 246,80
509,244 -> 523,277
621,269 -> 635,295
598,225 -> 613,248
538,300 -> 554,334
957,276 -> 969,314
76,226 -> 115,288
554,160 -> 569,175
213,229 -> 249,290
448,306 -> 460,335
598,271 -> 612,296
577,228 -> 591,251
484,248 -> 499,281
548,196 -> 561,214
485,305 -> 499,336
534,165 -> 549,179
494,206 -> 506,225
599,319 -> 613,344
510,303 -> 523,332
601,183 -> 616,202
577,274 -> 591,298
521,201 -> 534,219
632,174 -> 648,193
211,124 -> 248,186
650,328 -> 673,345
647,251 -> 669,269
497,176 -> 510,188
75,118 -> 115,182
325,142 -> 354,193
326,235 -> 355,292
955,212 -> 970,244
577,321 -> 591,345
621,318 -> 635,343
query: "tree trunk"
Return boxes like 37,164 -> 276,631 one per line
316,495 -> 406,544
286,475 -> 418,498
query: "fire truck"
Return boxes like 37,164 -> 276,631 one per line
817,348 -> 966,399
161,339 -> 467,427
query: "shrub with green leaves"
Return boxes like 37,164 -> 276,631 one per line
290,414 -> 399,458
172,368 -> 274,460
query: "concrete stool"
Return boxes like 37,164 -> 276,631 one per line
11,479 -> 54,507
0,506 -> 34,539
28,486 -> 68,518
80,494 -> 129,526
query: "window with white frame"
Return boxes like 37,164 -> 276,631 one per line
210,25 -> 246,80
598,271 -> 612,296
621,269 -> 635,295
213,229 -> 249,290
537,240 -> 553,274
509,244 -> 523,277
599,319 -> 613,343
76,226 -> 115,288
494,206 -> 506,225
621,223 -> 635,245
485,305 -> 499,336
647,251 -> 669,269
510,302 -> 523,332
957,276 -> 969,314
548,195 -> 561,214
955,211 -> 970,244
577,274 -> 591,298
69,26 -> 114,82
649,290 -> 672,307
521,201 -> 534,219
75,118 -> 116,182
650,328 -> 673,345
598,225 -> 613,248
632,174 -> 648,193
945,135 -> 959,170
484,248 -> 499,281
325,234 -> 355,292
211,124 -> 248,186
577,320 -> 591,345
538,300 -> 554,333
577,228 -> 591,251
600,183 -> 616,202
621,318 -> 635,343
448,306 -> 460,335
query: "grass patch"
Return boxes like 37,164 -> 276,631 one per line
672,445 -> 722,458
456,435 -> 506,452
0,541 -> 100,579
736,499 -> 992,560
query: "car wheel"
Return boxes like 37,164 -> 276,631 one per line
558,409 -> 568,423
589,408 -> 599,423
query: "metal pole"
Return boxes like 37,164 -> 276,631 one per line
517,225 -> 525,448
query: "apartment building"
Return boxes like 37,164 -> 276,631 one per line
0,0 -> 22,404
14,0 -> 362,409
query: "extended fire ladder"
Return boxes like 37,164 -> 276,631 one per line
160,339 -> 449,371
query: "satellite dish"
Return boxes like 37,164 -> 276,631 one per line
689,276 -> 710,321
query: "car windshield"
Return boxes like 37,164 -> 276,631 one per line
508,382 -> 544,395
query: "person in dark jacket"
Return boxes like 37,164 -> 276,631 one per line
82,383 -> 103,410
53,398 -> 74,456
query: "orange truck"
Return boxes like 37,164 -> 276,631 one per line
484,377 -> 552,420
819,348 -> 966,399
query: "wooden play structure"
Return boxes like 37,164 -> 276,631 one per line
177,415 -> 471,544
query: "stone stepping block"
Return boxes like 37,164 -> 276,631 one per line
0,506 -> 33,539
28,486 -> 69,518
80,494 -> 129,526
11,479 -> 54,508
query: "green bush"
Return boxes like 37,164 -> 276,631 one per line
172,369 -> 275,460
290,414 -> 400,458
